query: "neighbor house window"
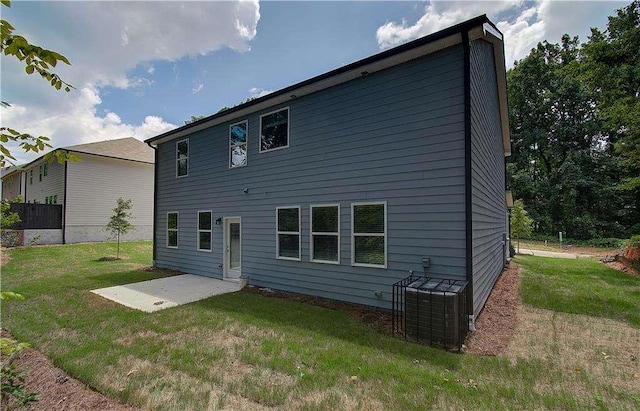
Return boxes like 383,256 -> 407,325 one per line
311,205 -> 339,264
39,165 -> 42,181
260,107 -> 289,152
29,170 -> 33,185
352,202 -> 387,268
167,212 -> 179,248
229,120 -> 247,168
276,206 -> 300,260
198,211 -> 212,252
43,163 -> 48,177
176,139 -> 189,177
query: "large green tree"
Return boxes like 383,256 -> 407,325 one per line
507,1 -> 639,239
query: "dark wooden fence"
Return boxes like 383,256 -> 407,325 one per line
9,203 -> 62,229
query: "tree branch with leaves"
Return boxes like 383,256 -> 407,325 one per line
0,0 -> 75,168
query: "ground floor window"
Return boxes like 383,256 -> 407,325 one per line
198,211 -> 212,251
311,204 -> 339,263
352,202 -> 386,268
277,206 -> 300,260
167,212 -> 178,248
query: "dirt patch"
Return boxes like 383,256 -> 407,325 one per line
1,334 -> 137,410
465,263 -> 521,355
1,247 -> 10,267
96,256 -> 122,262
603,260 -> 640,279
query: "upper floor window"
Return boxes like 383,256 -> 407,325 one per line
198,211 -> 212,252
276,206 -> 300,260
230,121 -> 248,168
167,212 -> 179,248
176,139 -> 189,177
311,205 -> 340,264
260,107 -> 289,153
43,163 -> 48,177
29,170 -> 33,185
39,165 -> 43,181
352,202 -> 387,268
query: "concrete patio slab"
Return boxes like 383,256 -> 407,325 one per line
91,274 -> 242,312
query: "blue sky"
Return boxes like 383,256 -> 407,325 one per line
1,1 -> 626,164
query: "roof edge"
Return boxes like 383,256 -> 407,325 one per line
146,14 -> 492,146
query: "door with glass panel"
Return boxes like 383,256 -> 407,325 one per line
224,217 -> 241,280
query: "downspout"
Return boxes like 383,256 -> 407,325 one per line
147,141 -> 158,267
462,30 -> 475,329
62,150 -> 68,244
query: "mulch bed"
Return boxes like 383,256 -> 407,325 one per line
464,262 -> 521,355
0,330 -> 136,411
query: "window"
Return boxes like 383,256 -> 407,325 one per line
229,121 -> 248,168
43,163 -> 48,177
276,206 -> 300,260
29,170 -> 33,185
260,107 -> 289,152
176,139 -> 189,177
310,205 -> 340,264
197,211 -> 212,252
352,202 -> 387,268
39,165 -> 42,181
167,212 -> 179,248
53,195 -> 57,204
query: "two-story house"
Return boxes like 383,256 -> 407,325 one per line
1,137 -> 154,244
145,16 -> 511,320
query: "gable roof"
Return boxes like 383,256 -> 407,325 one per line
145,14 -> 510,156
64,137 -> 154,164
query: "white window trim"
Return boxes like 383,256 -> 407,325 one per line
176,138 -> 189,178
276,205 -> 301,261
310,204 -> 340,265
167,211 -> 179,249
351,201 -> 387,269
197,210 -> 213,252
229,120 -> 248,169
259,107 -> 290,153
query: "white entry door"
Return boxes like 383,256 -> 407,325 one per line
224,217 -> 241,280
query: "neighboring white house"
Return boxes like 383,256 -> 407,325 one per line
0,137 -> 154,244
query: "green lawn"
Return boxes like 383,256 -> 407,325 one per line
2,243 -> 638,410
518,255 -> 640,326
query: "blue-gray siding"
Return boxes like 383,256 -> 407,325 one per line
470,39 -> 507,316
155,45 -> 467,308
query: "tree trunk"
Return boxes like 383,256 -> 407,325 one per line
117,231 -> 120,259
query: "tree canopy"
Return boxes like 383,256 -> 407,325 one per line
507,1 -> 640,239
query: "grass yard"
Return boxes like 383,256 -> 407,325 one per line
2,243 -> 639,410
518,255 -> 640,326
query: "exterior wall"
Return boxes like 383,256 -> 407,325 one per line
23,160 -> 65,205
65,154 -> 154,243
23,229 -> 63,245
1,172 -> 23,201
469,39 -> 508,316
155,45 -> 467,309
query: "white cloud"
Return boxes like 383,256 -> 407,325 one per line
1,1 -> 261,163
192,82 -> 204,94
1,87 -> 176,164
376,0 -> 625,68
249,87 -> 274,98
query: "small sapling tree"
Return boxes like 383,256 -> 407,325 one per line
510,199 -> 534,254
105,198 -> 133,259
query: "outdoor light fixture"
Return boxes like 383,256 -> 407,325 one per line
215,218 -> 222,225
